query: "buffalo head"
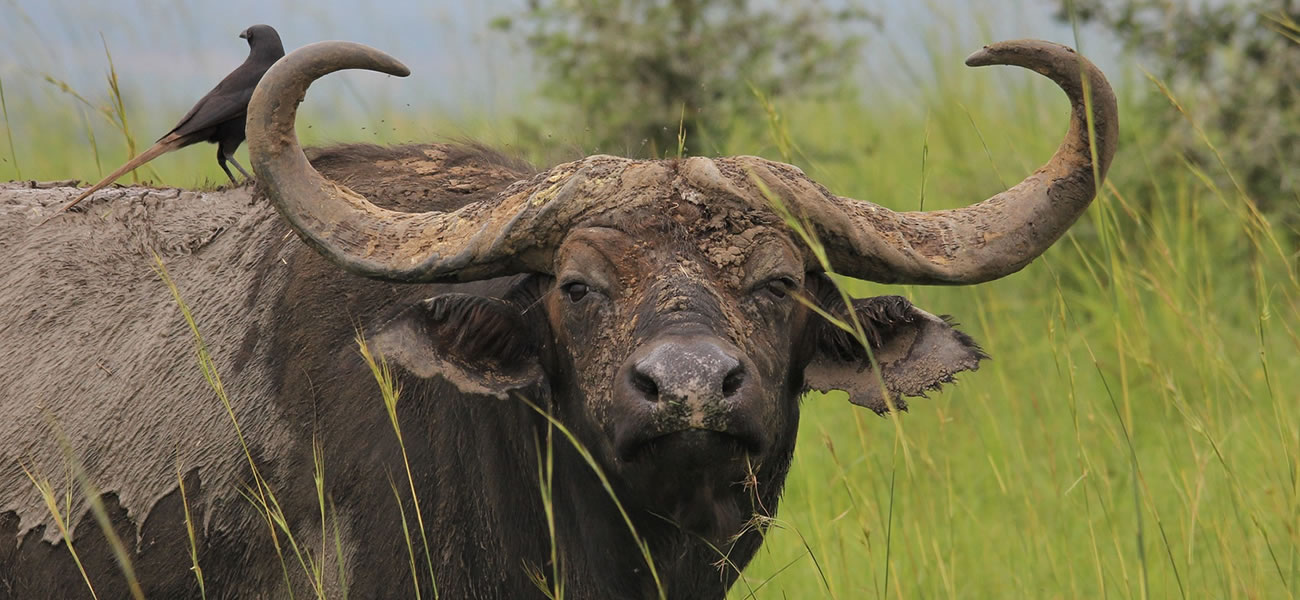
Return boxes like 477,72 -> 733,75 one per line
245,40 -> 1116,543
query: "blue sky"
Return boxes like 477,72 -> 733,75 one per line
0,0 -> 1122,132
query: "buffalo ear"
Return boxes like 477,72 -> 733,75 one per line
802,295 -> 987,413
370,293 -> 544,398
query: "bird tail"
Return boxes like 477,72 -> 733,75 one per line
41,135 -> 181,224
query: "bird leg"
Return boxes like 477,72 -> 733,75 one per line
217,146 -> 239,183
218,143 -> 254,183
228,156 -> 253,181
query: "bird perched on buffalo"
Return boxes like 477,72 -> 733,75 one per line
49,24 -> 285,219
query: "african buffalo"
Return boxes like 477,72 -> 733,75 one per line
0,39 -> 1116,599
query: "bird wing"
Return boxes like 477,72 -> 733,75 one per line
164,89 -> 253,140
162,60 -> 268,141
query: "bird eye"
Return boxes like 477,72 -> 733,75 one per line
563,282 -> 589,303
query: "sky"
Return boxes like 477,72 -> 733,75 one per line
0,0 -> 1123,135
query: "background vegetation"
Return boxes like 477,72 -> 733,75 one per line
491,0 -> 874,156
2,0 -> 1297,598
1060,0 -> 1300,225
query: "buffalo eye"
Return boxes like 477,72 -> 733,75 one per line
762,277 -> 796,300
563,282 -> 590,303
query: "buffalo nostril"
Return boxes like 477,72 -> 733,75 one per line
630,369 -> 660,401
721,365 -> 745,398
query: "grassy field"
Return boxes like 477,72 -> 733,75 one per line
730,49 -> 1300,600
4,17 -> 1297,600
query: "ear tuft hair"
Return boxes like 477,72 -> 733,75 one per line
803,277 -> 987,414
369,281 -> 548,398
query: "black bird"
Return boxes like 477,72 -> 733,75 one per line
51,24 -> 285,218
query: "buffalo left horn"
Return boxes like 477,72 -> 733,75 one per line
247,41 -> 562,283
796,39 -> 1118,284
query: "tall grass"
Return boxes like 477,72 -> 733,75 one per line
356,334 -> 439,600
0,76 -> 19,179
724,37 -> 1300,600
155,256 -> 344,600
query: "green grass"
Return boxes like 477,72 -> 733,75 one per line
723,54 -> 1300,600
8,15 -> 1298,600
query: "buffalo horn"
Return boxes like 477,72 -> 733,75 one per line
801,39 -> 1119,284
247,41 -> 555,282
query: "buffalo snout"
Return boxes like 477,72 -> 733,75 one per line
613,335 -> 765,463
630,340 -> 745,407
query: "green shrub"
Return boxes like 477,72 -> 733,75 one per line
1060,0 -> 1300,229
493,0 -> 875,157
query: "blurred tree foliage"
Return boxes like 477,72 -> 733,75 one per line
493,0 -> 875,157
1058,1 -> 1300,218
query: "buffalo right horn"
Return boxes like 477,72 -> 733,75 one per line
797,39 -> 1119,285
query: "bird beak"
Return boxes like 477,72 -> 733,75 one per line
239,29 -> 250,39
